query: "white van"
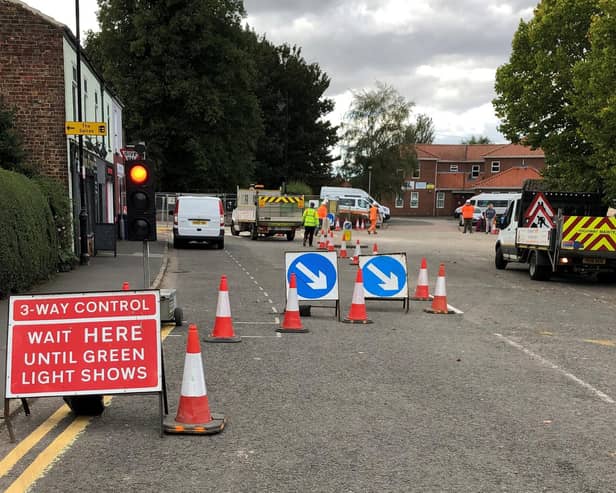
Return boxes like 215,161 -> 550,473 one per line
320,186 -> 390,220
172,196 -> 225,249
453,192 -> 518,218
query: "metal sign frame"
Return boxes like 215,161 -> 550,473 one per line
284,251 -> 340,320
358,253 -> 410,313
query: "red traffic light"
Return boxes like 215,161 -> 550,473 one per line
129,164 -> 148,185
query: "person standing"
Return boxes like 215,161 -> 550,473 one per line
368,204 -> 378,234
302,201 -> 319,246
483,203 -> 496,234
317,201 -> 328,230
461,199 -> 475,234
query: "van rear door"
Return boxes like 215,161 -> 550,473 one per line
176,197 -> 221,238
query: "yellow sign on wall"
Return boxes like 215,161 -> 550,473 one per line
65,121 -> 107,136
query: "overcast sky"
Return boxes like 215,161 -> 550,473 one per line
23,0 -> 537,144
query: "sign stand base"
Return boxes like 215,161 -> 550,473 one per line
3,398 -> 30,443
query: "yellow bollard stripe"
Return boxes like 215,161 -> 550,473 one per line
2,323 -> 176,490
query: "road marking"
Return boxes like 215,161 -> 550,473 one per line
583,339 -> 615,347
2,324 -> 176,491
494,333 -> 615,404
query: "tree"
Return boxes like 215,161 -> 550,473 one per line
461,135 -> 492,144
86,0 -> 262,192
340,82 -> 421,199
0,98 -> 28,175
493,0 -> 602,193
245,36 -> 338,191
405,114 -> 435,145
572,0 -> 616,200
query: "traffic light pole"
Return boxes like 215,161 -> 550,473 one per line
143,240 -> 150,289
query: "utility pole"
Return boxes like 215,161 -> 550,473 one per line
75,0 -> 89,265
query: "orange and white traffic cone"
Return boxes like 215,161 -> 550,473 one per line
424,263 -> 454,314
327,241 -> 335,252
277,273 -> 309,333
164,324 -> 226,434
360,219 -> 366,230
335,218 -> 341,231
121,281 -> 130,291
204,275 -> 241,342
339,239 -> 348,258
355,218 -> 360,230
343,268 -> 373,324
318,230 -> 326,250
350,240 -> 361,265
411,258 -> 432,301
372,243 -> 378,255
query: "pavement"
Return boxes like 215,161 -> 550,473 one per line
0,235 -> 169,416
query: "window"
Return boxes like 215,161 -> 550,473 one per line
449,164 -> 458,172
491,161 -> 500,173
472,164 -> 480,178
395,194 -> 404,208
83,79 -> 88,121
107,105 -> 111,151
94,92 -> 99,121
71,66 -> 78,120
437,192 -> 445,209
412,167 -> 420,179
410,192 -> 419,208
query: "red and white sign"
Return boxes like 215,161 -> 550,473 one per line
6,291 -> 161,398
524,192 -> 555,229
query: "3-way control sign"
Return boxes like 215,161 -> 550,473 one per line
6,291 -> 162,398
285,251 -> 339,301
359,253 -> 408,299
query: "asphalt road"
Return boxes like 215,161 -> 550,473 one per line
3,218 -> 616,492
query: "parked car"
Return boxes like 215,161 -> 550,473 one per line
458,207 -> 483,226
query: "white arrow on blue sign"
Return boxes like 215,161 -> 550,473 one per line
285,251 -> 339,301
359,254 -> 408,299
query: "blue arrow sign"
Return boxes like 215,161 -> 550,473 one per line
361,255 -> 407,298
288,253 -> 337,300
326,213 -> 335,224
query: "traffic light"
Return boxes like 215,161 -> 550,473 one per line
126,160 -> 157,241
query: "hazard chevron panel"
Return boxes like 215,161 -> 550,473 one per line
258,196 -> 304,207
561,216 -> 616,251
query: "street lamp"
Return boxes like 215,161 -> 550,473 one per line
368,166 -> 373,195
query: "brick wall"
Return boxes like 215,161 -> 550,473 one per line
0,0 -> 68,189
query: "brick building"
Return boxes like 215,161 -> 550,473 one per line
383,143 -> 546,217
0,0 -> 124,255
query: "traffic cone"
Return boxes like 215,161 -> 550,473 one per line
342,268 -> 373,324
277,273 -> 309,333
204,275 -> 241,342
424,264 -> 454,314
318,230 -> 326,250
355,218 -> 360,230
164,324 -> 226,435
335,218 -> 341,231
339,240 -> 348,258
121,281 -> 130,291
327,241 -> 335,252
372,243 -> 378,254
411,258 -> 432,301
360,219 -> 365,230
350,240 -> 361,265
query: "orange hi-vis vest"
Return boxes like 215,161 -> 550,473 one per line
461,204 -> 475,219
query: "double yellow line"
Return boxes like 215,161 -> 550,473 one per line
0,324 -> 176,492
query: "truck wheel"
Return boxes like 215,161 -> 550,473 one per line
230,221 -> 239,236
495,245 -> 507,270
250,224 -> 258,240
529,251 -> 550,281
286,231 -> 295,241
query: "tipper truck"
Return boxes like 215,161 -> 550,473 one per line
230,187 -> 304,240
495,188 -> 616,281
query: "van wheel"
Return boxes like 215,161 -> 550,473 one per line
286,231 -> 295,241
250,224 -> 258,240
230,221 -> 239,236
529,251 -> 550,281
216,239 -> 224,249
173,235 -> 182,249
495,245 -> 507,270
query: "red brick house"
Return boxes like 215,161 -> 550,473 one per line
383,143 -> 546,217
0,0 -> 125,255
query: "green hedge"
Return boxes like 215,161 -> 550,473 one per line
0,169 -> 59,297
